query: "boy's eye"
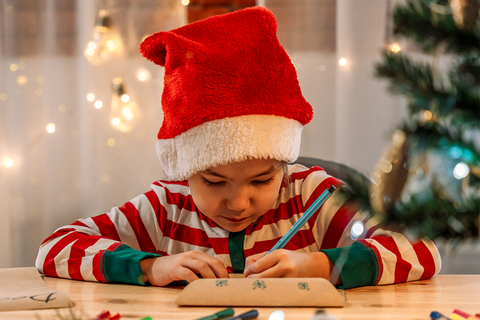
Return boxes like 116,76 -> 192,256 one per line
202,178 -> 225,187
252,177 -> 274,186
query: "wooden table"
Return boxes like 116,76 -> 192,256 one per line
2,275 -> 479,320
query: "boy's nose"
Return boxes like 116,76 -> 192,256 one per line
226,189 -> 250,212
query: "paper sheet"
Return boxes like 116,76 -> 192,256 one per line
176,278 -> 344,307
0,267 -> 72,312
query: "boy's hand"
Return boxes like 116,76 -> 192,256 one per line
140,251 -> 228,286
243,250 -> 341,285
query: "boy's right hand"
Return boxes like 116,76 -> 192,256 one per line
139,251 -> 228,286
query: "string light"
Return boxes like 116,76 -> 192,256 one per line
453,162 -> 469,179
339,58 -> 347,66
87,93 -> 95,102
390,43 -> 401,53
0,93 -> 7,101
423,110 -> 433,120
381,161 -> 393,173
136,68 -> 151,82
107,138 -> 116,147
94,100 -> 103,109
10,64 -> 18,71
182,0 -> 190,6
84,10 -> 124,65
17,75 -> 28,85
46,123 -> 56,133
58,104 -> 66,112
449,146 -> 462,159
2,157 -> 13,168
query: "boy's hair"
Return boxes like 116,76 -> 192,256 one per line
282,162 -> 291,189
140,7 -> 313,181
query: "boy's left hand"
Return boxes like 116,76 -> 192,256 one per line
243,250 -> 340,285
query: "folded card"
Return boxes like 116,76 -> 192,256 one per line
175,278 -> 344,307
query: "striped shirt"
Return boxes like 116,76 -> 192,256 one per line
36,164 -> 441,288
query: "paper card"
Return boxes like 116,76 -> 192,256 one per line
228,273 -> 245,278
175,278 -> 344,307
0,267 -> 72,312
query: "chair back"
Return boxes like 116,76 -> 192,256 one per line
293,156 -> 373,187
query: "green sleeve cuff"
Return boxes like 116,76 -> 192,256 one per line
322,242 -> 379,289
103,244 -> 162,285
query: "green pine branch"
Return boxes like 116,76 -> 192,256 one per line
368,0 -> 480,241
406,119 -> 480,163
375,51 -> 480,120
393,0 -> 480,54
385,184 -> 480,240
338,168 -> 480,241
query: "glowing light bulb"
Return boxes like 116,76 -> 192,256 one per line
453,162 -> 469,179
46,123 -> 56,133
94,100 -> 103,109
83,10 -> 124,65
182,0 -> 190,5
2,157 -> 13,168
87,93 -> 95,102
339,58 -> 347,66
110,78 -> 139,133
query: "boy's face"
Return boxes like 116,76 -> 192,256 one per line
188,158 -> 284,232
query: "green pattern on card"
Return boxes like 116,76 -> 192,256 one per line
252,280 -> 266,290
298,282 -> 310,291
216,280 -> 229,287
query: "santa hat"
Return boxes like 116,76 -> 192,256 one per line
140,6 -> 313,181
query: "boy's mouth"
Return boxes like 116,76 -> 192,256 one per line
224,217 -> 248,223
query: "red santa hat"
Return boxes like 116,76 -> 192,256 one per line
140,6 -> 313,181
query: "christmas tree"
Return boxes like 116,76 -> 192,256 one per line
343,0 -> 480,241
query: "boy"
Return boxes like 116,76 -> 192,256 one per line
36,7 -> 441,289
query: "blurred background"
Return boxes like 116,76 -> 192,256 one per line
0,0 -> 478,273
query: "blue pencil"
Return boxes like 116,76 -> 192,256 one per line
268,185 -> 336,253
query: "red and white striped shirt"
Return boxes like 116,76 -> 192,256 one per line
36,164 -> 441,288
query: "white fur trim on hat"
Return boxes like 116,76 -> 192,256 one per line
156,115 -> 303,181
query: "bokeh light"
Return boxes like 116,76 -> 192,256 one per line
46,123 -> 56,133
453,162 -> 469,179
